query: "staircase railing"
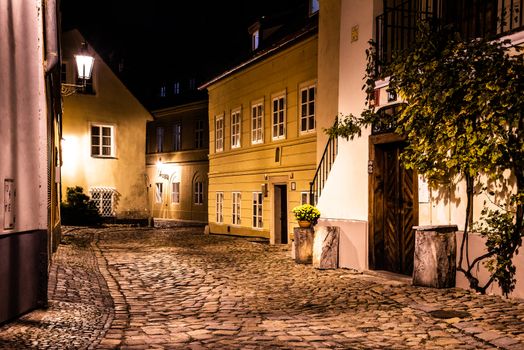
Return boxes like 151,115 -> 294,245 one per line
309,118 -> 338,205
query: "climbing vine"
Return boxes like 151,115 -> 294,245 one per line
327,22 -> 524,296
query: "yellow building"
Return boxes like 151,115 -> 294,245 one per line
200,13 -> 318,243
146,100 -> 209,224
61,30 -> 153,222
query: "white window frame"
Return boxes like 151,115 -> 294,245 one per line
231,108 -> 241,149
155,183 -> 163,203
194,181 -> 204,205
215,114 -> 224,152
171,181 -> 180,204
90,187 -> 116,217
251,100 -> 264,144
91,124 -> 115,157
252,192 -> 263,229
271,93 -> 286,140
216,192 -> 224,223
299,83 -> 316,133
232,192 -> 241,225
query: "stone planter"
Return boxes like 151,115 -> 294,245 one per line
412,225 -> 457,288
313,226 -> 339,269
293,227 -> 314,264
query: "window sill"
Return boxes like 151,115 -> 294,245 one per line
91,155 -> 117,159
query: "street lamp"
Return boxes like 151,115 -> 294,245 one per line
61,42 -> 94,96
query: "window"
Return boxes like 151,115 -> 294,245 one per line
300,84 -> 316,133
216,192 -> 224,223
251,102 -> 263,144
272,94 -> 286,140
61,63 -> 67,83
195,120 -> 205,148
171,182 -> 180,204
156,126 -> 164,153
173,81 -> 180,95
91,124 -> 114,157
301,192 -> 311,205
160,85 -> 166,97
189,78 -> 196,90
155,183 -> 163,203
309,0 -> 319,15
252,29 -> 260,50
231,108 -> 241,148
194,181 -> 204,205
252,192 -> 263,228
232,192 -> 241,225
215,115 -> 224,152
173,123 -> 181,151
90,187 -> 115,217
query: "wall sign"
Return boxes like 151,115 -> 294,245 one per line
418,175 -> 430,203
4,179 -> 15,230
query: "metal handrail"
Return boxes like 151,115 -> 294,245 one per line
309,117 -> 338,205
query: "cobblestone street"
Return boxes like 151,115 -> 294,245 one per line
1,226 -> 524,349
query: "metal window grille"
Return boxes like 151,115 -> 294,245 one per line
90,187 -> 116,217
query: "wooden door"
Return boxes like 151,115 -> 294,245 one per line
372,142 -> 417,275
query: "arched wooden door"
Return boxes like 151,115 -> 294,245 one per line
370,139 -> 418,275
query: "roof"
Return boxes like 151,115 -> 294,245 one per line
199,14 -> 318,90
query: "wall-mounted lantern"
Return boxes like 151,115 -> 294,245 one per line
61,42 -> 95,96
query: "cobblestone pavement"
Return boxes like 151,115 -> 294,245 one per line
1,226 -> 524,349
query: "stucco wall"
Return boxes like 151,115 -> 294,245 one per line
316,0 -> 374,222
0,0 -> 51,323
206,35 -> 318,241
61,30 -> 152,219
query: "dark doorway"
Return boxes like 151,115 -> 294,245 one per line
274,185 -> 288,244
371,141 -> 418,275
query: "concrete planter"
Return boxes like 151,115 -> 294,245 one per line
313,226 -> 340,269
412,225 -> 457,288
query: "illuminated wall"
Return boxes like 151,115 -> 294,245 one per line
145,100 -> 209,223
61,30 -> 152,221
204,33 -> 318,242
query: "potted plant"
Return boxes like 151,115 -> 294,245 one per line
292,204 -> 320,228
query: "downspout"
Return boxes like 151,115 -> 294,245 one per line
44,0 -> 59,73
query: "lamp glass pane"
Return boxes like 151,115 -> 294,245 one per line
75,55 -> 94,79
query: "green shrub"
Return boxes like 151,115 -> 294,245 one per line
60,186 -> 102,226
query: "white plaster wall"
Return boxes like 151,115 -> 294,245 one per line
318,218 -> 368,270
456,231 -> 524,299
0,0 -> 47,233
316,0 -> 374,222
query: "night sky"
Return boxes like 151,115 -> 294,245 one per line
60,0 -> 306,107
